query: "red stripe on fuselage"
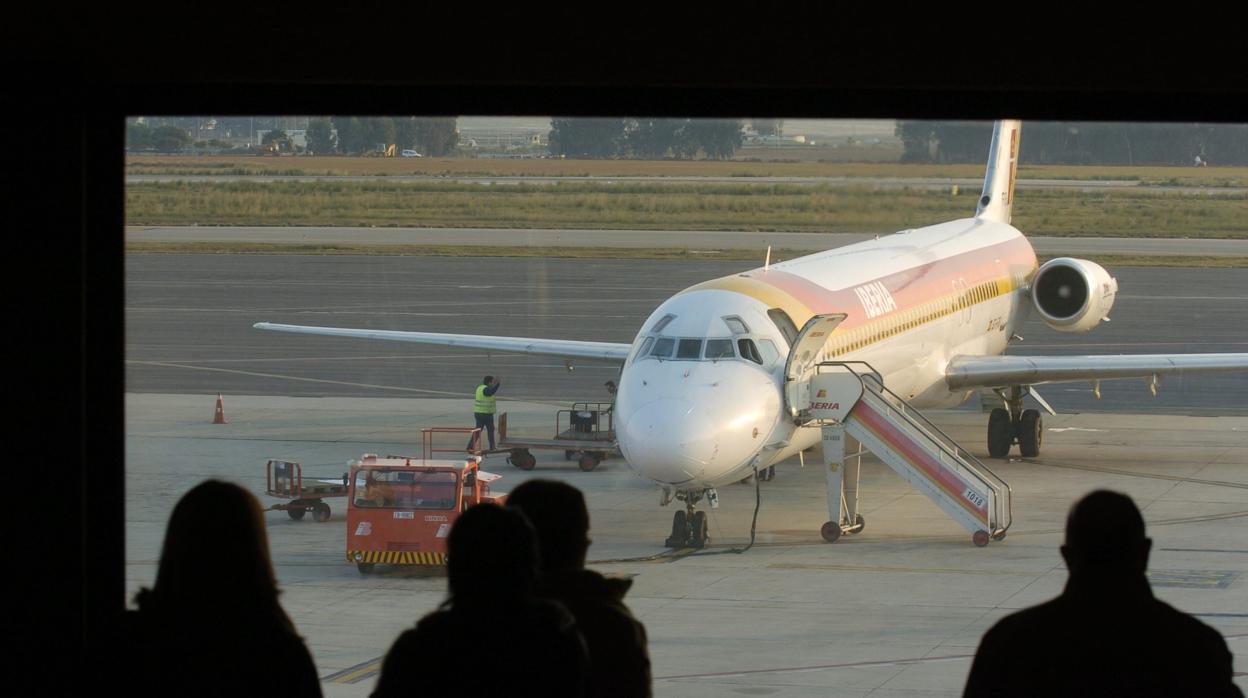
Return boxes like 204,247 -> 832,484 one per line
740,235 -> 1036,331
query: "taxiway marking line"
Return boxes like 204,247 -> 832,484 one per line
655,653 -> 973,681
1032,461 -> 1248,490
322,658 -> 382,684
123,360 -> 585,404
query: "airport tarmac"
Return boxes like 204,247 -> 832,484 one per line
124,253 -> 1248,695
125,394 -> 1248,697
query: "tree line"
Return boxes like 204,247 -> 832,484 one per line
897,121 -> 1248,166
314,117 -> 459,156
126,117 -> 459,156
548,118 -> 744,159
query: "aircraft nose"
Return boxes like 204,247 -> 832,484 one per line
618,398 -> 716,484
617,368 -> 780,486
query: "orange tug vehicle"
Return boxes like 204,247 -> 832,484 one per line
346,454 -> 506,574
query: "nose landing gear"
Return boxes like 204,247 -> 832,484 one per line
664,489 -> 711,549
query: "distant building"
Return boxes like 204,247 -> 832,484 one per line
256,129 -> 310,148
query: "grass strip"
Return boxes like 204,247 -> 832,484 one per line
125,156 -> 1248,187
124,180 -> 1248,238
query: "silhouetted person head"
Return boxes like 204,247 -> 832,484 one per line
139,479 -> 290,627
125,481 -> 321,697
482,375 -> 494,385
506,479 -> 591,573
1060,489 -> 1151,578
445,503 -> 539,607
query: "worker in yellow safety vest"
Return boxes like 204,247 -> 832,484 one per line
468,375 -> 501,451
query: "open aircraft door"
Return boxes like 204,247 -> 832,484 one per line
783,313 -> 847,424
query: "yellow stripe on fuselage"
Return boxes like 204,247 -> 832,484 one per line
682,275 -> 815,328
828,273 -> 1024,357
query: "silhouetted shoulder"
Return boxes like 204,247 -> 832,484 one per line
122,607 -> 322,697
541,570 -> 651,698
373,602 -> 587,698
966,596 -> 1243,698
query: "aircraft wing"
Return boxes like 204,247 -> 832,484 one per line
253,322 -> 632,363
945,353 -> 1248,389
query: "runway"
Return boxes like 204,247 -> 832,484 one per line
126,254 -> 1248,414
123,252 -> 1248,696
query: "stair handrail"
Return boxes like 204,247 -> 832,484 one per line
815,362 -> 1013,535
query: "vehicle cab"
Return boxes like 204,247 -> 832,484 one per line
346,454 -> 504,573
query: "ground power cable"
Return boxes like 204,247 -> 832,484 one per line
588,463 -> 764,565
688,461 -> 763,557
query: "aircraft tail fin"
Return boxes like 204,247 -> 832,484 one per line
975,120 -> 1022,224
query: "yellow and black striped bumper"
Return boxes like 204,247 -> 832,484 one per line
348,550 -> 446,565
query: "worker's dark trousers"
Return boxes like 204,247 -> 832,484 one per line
470,412 -> 496,450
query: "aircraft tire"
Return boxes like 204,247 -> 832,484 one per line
665,511 -> 689,548
987,408 -> 1012,458
690,511 -> 708,549
846,513 -> 865,535
820,521 -> 842,543
1018,409 -> 1043,457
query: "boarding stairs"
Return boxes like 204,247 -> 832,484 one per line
796,361 -> 1012,547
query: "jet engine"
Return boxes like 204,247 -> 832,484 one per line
1030,257 -> 1118,332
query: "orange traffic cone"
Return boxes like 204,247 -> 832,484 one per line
213,394 -> 228,424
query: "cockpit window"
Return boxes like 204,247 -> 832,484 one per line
633,336 -> 654,362
738,338 -> 763,364
723,316 -> 749,334
650,337 -> 675,358
704,338 -> 734,360
757,339 -> 780,367
676,338 -> 703,359
650,314 -> 676,333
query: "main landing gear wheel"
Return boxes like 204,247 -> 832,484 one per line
845,513 -> 865,535
578,452 -> 600,472
509,449 -> 536,471
762,465 -> 776,481
972,530 -> 991,548
987,408 -> 1012,458
820,521 -> 842,543
665,511 -> 689,548
689,511 -> 709,549
312,502 -> 332,522
1018,409 -> 1043,457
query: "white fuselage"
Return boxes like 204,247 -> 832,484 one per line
613,217 -> 1038,489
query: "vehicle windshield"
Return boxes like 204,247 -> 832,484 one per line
352,469 -> 458,509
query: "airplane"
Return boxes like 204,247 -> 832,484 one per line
255,120 -> 1248,548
